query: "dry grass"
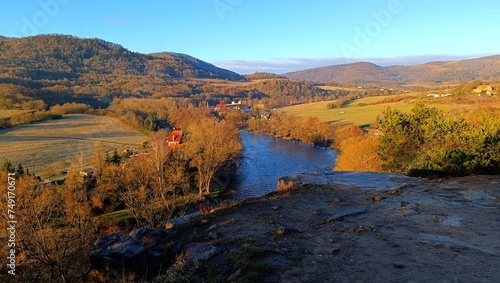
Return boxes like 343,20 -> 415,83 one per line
0,114 -> 146,175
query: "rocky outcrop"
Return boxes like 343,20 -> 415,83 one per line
277,171 -> 414,191
87,173 -> 500,282
87,227 -> 177,282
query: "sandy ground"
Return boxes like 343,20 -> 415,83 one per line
172,173 -> 500,283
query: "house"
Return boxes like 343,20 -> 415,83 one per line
226,100 -> 242,109
473,85 -> 493,96
167,127 -> 183,150
215,103 -> 227,109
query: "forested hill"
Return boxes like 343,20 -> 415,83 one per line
149,52 -> 243,81
0,35 -> 244,81
284,55 -> 500,85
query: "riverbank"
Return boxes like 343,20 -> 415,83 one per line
88,172 -> 500,282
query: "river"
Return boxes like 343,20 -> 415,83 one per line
229,131 -> 337,199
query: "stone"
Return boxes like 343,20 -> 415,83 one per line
89,228 -> 175,282
183,243 -> 222,262
277,177 -> 299,191
129,227 -> 165,249
89,232 -> 146,282
327,206 -> 368,222
165,212 -> 202,230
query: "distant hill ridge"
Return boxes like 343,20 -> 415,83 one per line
0,34 -> 244,81
284,55 -> 500,85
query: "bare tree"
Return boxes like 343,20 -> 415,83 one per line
183,118 -> 242,196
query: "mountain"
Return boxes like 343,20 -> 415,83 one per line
0,35 -> 244,81
148,52 -> 243,81
284,55 -> 500,85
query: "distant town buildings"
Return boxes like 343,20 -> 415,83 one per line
214,100 -> 252,112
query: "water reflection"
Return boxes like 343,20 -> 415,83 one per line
230,131 -> 337,199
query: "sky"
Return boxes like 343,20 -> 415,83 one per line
0,0 -> 499,74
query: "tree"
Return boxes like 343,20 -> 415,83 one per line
184,118 -> 242,195
92,141 -> 105,179
0,159 -> 14,172
119,152 -> 161,226
377,104 -> 438,173
334,135 -> 382,172
377,104 -> 500,176
0,172 -> 96,282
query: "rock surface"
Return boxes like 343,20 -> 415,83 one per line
170,173 -> 500,282
277,171 -> 412,191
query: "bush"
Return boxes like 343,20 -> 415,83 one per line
378,104 -> 500,176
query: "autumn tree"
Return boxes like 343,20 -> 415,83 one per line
331,124 -> 364,151
120,153 -> 157,226
184,117 -> 242,196
0,172 -> 96,282
334,135 -> 382,172
92,141 -> 106,179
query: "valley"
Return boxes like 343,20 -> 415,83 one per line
0,34 -> 499,283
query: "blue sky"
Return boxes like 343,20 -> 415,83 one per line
0,0 -> 499,74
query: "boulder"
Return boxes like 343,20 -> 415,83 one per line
182,243 -> 222,262
277,177 -> 300,191
129,227 -> 166,249
165,212 -> 202,230
88,228 -> 174,282
89,232 -> 146,282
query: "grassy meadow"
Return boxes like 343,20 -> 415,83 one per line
281,94 -> 482,127
0,114 -> 146,176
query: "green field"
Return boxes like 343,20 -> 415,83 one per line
281,96 -> 473,127
0,114 -> 146,175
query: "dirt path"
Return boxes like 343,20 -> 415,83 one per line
172,173 -> 500,282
